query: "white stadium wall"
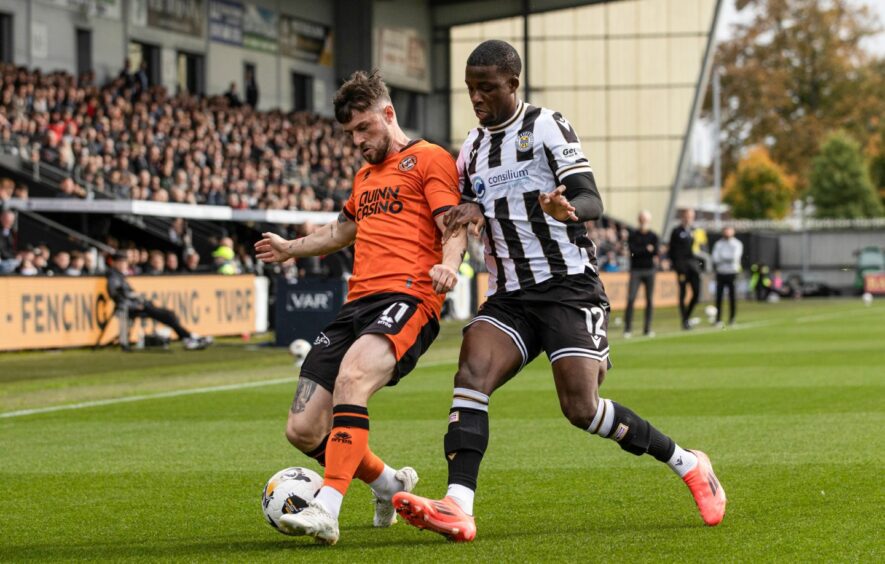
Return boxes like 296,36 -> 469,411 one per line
447,0 -> 720,232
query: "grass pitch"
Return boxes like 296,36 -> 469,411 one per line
1,299 -> 883,562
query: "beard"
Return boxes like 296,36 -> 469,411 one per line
362,133 -> 391,165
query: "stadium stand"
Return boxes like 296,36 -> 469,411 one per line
0,63 -> 360,210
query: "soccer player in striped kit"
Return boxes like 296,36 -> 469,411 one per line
393,40 -> 726,541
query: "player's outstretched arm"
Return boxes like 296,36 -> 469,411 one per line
254,212 -> 357,264
430,213 -> 468,294
442,202 -> 485,243
538,171 -> 604,223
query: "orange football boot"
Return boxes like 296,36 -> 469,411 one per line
682,450 -> 727,526
392,493 -> 477,542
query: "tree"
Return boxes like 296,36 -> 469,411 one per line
809,131 -> 883,218
723,146 -> 796,219
708,0 -> 885,189
869,126 -> 885,208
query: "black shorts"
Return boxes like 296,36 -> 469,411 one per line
466,270 -> 612,371
300,292 -> 440,393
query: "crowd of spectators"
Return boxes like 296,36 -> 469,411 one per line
0,183 -> 260,277
0,61 -> 682,277
0,61 -> 361,210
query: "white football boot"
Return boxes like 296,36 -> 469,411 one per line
373,467 -> 419,528
278,500 -> 340,545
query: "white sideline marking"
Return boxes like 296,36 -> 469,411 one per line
0,377 -> 296,419
0,360 -> 456,420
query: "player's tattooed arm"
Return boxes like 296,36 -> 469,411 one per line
279,213 -> 356,258
290,378 -> 318,414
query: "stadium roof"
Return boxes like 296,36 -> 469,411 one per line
429,0 -> 612,27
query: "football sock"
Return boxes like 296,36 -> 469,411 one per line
586,398 -> 615,437
314,487 -> 344,520
317,404 -> 370,516
446,483 -> 475,515
354,447 -> 386,484
304,436 -> 393,489
587,398 -> 681,464
305,434 -> 330,466
445,388 -> 490,492
366,464 -> 401,500
667,444 -> 698,478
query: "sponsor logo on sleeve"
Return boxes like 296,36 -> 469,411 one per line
472,176 -> 486,197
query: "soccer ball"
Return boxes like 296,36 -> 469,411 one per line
261,466 -> 323,533
862,292 -> 873,306
288,339 -> 312,367
704,305 -> 718,323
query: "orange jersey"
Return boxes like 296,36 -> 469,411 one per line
342,139 -> 460,310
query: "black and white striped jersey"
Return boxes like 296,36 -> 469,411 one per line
457,101 -> 598,296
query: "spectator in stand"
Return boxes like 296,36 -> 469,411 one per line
245,69 -> 259,109
49,250 -> 71,275
134,61 -> 149,93
623,210 -> 659,338
182,248 -> 203,273
1,208 -> 18,270
213,244 -> 237,275
118,57 -> 133,88
165,251 -> 179,273
15,248 -> 38,275
32,246 -> 50,273
0,179 -> 14,200
83,247 -> 103,275
67,251 -> 85,275
144,250 -> 165,275
225,82 -> 242,108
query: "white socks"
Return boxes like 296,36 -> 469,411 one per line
314,486 -> 344,520
369,465 -> 401,500
446,483 -> 475,515
667,445 -> 698,478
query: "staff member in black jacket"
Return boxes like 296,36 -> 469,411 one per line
669,208 -> 701,330
107,252 -> 212,350
624,210 -> 658,338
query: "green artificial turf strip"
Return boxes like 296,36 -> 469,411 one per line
1,299 -> 882,562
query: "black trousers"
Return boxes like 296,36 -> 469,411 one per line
131,301 -> 191,340
715,273 -> 737,323
624,268 -> 655,334
676,264 -> 701,324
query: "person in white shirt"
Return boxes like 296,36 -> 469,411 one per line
711,227 -> 743,326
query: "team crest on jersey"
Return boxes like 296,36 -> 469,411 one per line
516,130 -> 533,152
472,176 -> 486,197
398,155 -> 417,171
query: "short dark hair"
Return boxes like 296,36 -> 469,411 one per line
466,40 -> 522,77
333,70 -> 390,124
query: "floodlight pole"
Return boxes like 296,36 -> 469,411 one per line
712,66 -> 722,229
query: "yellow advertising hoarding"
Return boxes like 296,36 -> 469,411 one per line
864,272 -> 885,295
475,271 -> 681,311
0,275 -> 256,351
